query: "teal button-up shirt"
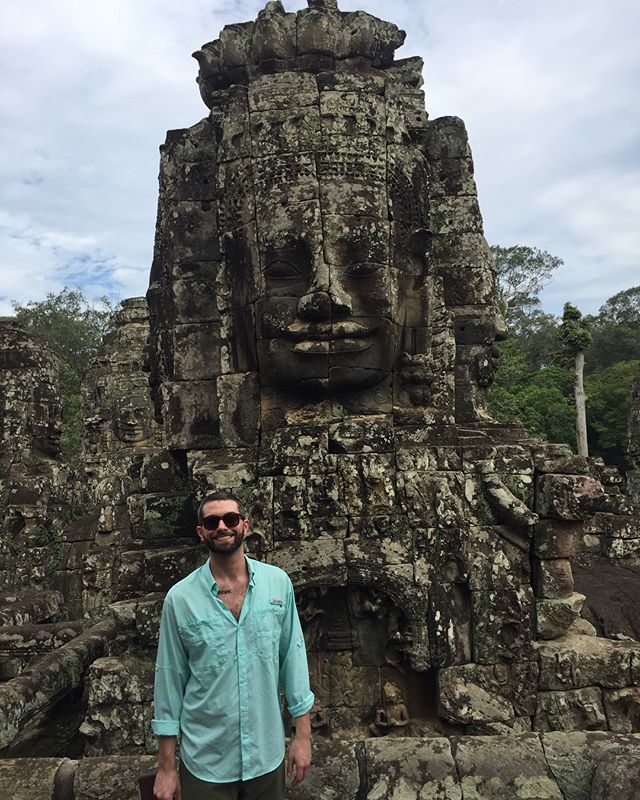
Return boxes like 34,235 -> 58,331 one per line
152,557 -> 314,783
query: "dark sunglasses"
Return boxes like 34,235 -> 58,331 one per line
201,513 -> 244,531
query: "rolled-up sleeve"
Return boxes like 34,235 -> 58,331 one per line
152,592 -> 189,736
278,579 -> 314,718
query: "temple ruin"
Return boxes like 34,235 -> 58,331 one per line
0,1 -> 639,797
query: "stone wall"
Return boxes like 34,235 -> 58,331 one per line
1,732 -> 640,800
0,320 -> 76,588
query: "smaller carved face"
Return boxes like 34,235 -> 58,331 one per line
382,680 -> 403,704
113,394 -> 154,445
31,386 -> 62,456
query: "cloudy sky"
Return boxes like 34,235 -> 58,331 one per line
1,0 -> 638,317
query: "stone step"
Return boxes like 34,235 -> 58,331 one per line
0,590 -> 64,627
1,732 -> 640,800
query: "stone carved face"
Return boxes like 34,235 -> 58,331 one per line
113,393 -> 154,446
31,385 -> 63,457
255,215 -> 412,392
219,73 -> 429,394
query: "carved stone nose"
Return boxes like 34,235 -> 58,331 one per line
298,291 -> 331,321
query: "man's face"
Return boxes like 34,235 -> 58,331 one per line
196,499 -> 249,556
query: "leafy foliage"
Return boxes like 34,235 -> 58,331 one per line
490,245 -> 562,319
559,303 -> 592,354
488,338 -> 576,446
586,360 -> 640,467
12,288 -> 115,462
584,286 -> 640,374
490,247 -> 638,467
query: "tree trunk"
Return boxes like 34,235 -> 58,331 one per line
574,350 -> 588,456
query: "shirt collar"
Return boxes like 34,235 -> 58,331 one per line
201,555 -> 256,597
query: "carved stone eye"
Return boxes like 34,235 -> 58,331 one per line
344,262 -> 382,278
265,260 -> 302,279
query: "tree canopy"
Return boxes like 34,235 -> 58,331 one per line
12,288 -> 115,462
490,245 -> 562,319
489,249 -> 640,469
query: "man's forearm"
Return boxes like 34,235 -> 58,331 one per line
158,735 -> 178,769
155,737 -> 180,800
294,712 -> 311,740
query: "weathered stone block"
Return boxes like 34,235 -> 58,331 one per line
453,732 -> 563,799
162,200 -> 220,263
429,196 -> 483,236
533,559 -> 574,599
345,536 -> 408,568
248,72 -> 317,112
217,373 -> 259,447
590,749 -> 640,800
533,520 -> 583,559
428,582 -> 472,666
336,453 -> 397,516
534,687 -> 607,732
438,663 -> 514,726
268,540 -> 348,588
188,450 -> 256,494
583,510 -> 640,539
133,594 -> 164,646
538,633 -> 640,691
171,323 -> 222,381
86,656 -> 153,706
253,152 -> 318,207
74,756 -> 158,800
603,687 -> 640,733
251,106 -> 321,156
402,471 -> 465,528
163,380 -> 220,450
140,546 -> 202,594
365,738 -> 462,799
542,730 -> 640,800
127,493 -> 192,542
536,475 -> 607,520
536,593 -> 586,640
0,758 -> 64,800
287,739 -> 359,800
425,116 -> 472,160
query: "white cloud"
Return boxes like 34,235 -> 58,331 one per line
0,0 -> 638,318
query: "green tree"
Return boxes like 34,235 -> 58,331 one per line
488,339 -> 575,447
490,245 -> 562,321
12,288 -> 115,462
596,286 -> 640,327
586,360 -> 640,469
584,286 -> 640,374
559,302 -> 592,456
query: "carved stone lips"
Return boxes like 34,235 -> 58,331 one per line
284,320 -> 375,340
284,321 -> 377,354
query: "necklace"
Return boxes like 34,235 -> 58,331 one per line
218,588 -> 232,595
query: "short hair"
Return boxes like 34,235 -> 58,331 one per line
197,490 -> 246,523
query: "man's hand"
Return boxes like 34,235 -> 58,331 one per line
155,737 -> 181,800
288,712 -> 312,784
153,765 -> 181,800
287,735 -> 312,784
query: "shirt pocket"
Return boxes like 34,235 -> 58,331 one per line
181,619 -> 230,675
254,606 -> 284,661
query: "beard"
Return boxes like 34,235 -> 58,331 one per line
204,528 -> 245,556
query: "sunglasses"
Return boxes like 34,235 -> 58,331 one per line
201,513 -> 244,531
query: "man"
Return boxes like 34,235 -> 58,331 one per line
152,490 -> 314,799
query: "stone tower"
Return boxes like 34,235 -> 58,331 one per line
0,320 -> 73,589
134,0 -> 640,736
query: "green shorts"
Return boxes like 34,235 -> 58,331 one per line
179,761 -> 285,800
